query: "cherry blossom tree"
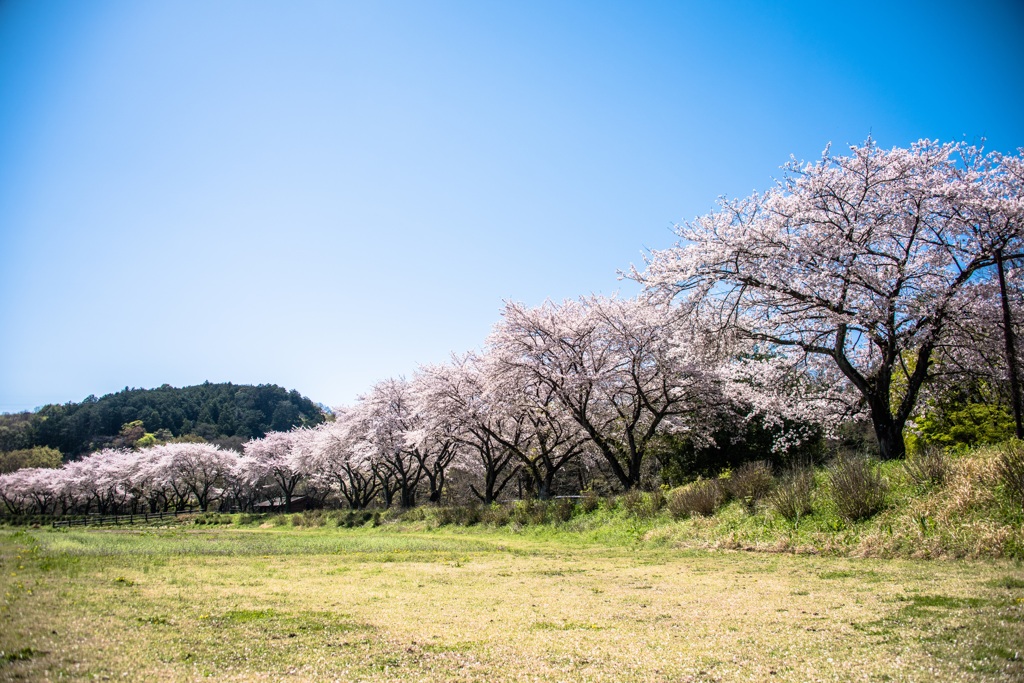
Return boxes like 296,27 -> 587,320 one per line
412,355 -> 521,503
425,352 -> 593,500
0,470 -> 30,514
403,372 -> 464,504
490,296 -> 727,490
244,430 -> 306,509
7,468 -> 58,514
948,147 -> 1024,436
55,459 -> 91,514
639,139 -> 1024,460
223,452 -> 266,512
304,416 -> 381,510
345,378 -> 451,508
151,442 -> 236,511
78,448 -> 137,514
342,380 -> 420,508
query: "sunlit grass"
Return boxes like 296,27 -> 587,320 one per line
1,524 -> 1022,682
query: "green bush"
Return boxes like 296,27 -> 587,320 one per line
481,504 -> 511,526
552,498 -> 576,523
193,512 -> 231,525
579,490 -> 600,513
621,489 -> 646,517
910,401 -> 1015,451
618,489 -> 665,519
512,499 -> 548,526
454,505 -> 482,526
649,488 -> 666,514
292,510 -> 328,527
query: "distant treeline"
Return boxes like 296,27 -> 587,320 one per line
0,383 -> 326,458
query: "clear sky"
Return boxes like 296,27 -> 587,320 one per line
1,0 -> 1022,413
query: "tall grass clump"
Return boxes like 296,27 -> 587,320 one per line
435,505 -> 482,527
291,510 -> 329,527
579,490 -> 600,513
552,498 -> 577,523
724,460 -> 774,511
667,479 -> 723,519
511,499 -> 549,526
620,489 -> 646,516
481,504 -> 511,527
903,445 -> 948,490
829,455 -> 888,522
995,440 -> 1024,512
621,489 -> 665,519
768,465 -> 814,522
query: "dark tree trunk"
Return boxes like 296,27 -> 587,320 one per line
399,486 -> 416,509
870,411 -> 906,461
996,248 -> 1024,439
538,471 -> 556,501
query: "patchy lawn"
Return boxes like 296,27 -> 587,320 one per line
1,525 -> 1022,682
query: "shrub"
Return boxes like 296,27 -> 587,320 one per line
434,505 -> 483,527
454,505 -> 482,526
649,488 -> 666,514
996,440 -> 1024,512
768,465 -> 814,522
724,460 -> 775,511
339,510 -> 374,527
293,510 -> 327,527
621,489 -> 645,516
400,507 -> 427,522
579,490 -> 600,513
829,455 -> 888,522
903,445 -> 948,489
481,504 -> 511,526
434,507 -> 456,526
620,489 -> 665,519
512,499 -> 548,526
552,498 -> 576,523
194,512 -> 231,525
667,479 -> 723,519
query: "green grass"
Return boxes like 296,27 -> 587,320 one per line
2,444 -> 1022,680
1,523 -> 1022,681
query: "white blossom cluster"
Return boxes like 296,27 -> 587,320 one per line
638,139 -> 1023,459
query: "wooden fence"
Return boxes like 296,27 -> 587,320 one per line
51,509 -> 204,528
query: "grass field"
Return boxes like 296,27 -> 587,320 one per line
1,522 -> 1022,682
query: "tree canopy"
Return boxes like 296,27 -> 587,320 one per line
0,382 -> 325,458
638,139 -> 1024,459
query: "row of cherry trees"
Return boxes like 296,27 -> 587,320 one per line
2,139 -> 1020,514
0,298 -> 832,514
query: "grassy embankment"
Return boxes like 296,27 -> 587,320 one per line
1,444 -> 1022,681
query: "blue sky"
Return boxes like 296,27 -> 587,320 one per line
1,0 -> 1022,413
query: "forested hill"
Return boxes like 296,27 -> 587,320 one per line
0,383 -> 326,458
